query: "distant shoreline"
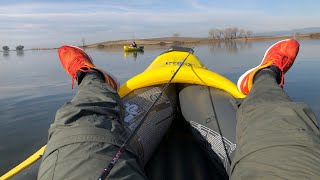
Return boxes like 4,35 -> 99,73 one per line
85,35 -> 304,48
5,33 -> 318,51
84,33 -> 320,49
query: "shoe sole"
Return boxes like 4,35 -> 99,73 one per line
62,45 -> 94,64
237,39 -> 292,92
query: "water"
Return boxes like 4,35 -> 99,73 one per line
1,39 -> 320,175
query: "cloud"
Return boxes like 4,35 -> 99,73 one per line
0,1 -> 320,48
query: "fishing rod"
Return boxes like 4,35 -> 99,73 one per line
207,87 -> 232,165
97,44 -> 198,180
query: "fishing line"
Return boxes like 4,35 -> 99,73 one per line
97,44 -> 198,180
207,87 -> 232,165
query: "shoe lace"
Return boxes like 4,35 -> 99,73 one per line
272,53 -> 291,88
68,56 -> 91,89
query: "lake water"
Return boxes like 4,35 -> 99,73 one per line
1,39 -> 320,175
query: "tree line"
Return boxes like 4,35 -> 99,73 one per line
208,27 -> 253,40
2,45 -> 24,51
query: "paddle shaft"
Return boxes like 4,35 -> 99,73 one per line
97,47 -> 196,180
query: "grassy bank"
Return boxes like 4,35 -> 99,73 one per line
28,32 -> 320,51
86,33 -> 319,48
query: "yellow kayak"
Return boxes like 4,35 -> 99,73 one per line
119,46 -> 244,98
1,46 -> 245,180
123,45 -> 144,52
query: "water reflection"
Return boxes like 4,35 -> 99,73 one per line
3,51 -> 10,57
209,40 -> 253,54
123,51 -> 144,61
2,50 -> 25,57
16,50 -> 24,56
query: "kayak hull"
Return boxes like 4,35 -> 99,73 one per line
123,45 -> 144,52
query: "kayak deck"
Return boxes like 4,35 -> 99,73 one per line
119,46 -> 245,98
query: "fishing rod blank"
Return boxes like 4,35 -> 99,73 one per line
97,46 -> 196,180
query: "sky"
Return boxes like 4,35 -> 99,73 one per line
0,0 -> 320,48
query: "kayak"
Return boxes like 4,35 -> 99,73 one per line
123,51 -> 144,58
2,46 -> 245,180
123,45 -> 144,52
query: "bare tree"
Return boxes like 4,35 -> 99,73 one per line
172,33 -> 180,37
238,29 -> 246,38
208,29 -> 215,39
224,27 -> 234,40
209,27 -> 253,40
208,29 -> 222,39
230,27 -> 239,39
217,29 -> 224,39
246,30 -> 253,38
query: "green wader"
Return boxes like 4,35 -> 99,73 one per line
38,71 -> 320,180
37,71 -> 147,180
231,74 -> 320,180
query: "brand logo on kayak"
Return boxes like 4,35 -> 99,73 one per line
124,102 -> 143,127
165,61 -> 194,66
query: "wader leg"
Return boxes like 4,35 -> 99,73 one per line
231,74 -> 320,179
38,71 -> 147,180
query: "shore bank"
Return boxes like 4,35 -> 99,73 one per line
28,33 -> 320,51
85,33 -> 317,48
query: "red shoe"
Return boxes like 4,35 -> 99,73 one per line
58,45 -> 119,90
237,39 -> 300,95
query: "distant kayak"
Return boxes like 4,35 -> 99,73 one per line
123,45 -> 144,52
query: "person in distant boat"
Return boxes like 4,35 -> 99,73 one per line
38,40 -> 320,180
131,41 -> 137,47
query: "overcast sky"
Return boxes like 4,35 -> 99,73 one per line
1,0 -> 319,48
